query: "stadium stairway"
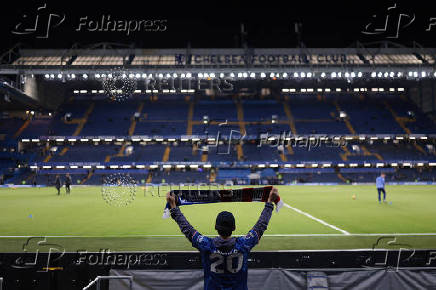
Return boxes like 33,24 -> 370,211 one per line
129,101 -> 144,135
335,100 -> 384,161
282,98 -> 297,134
162,146 -> 171,162
80,170 -> 93,184
385,101 -> 427,155
186,101 -> 194,135
13,119 -> 31,138
105,144 -> 127,163
235,100 -> 247,136
333,100 -> 356,134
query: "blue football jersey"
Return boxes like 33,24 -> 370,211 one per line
192,230 -> 259,290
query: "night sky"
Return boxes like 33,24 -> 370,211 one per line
1,0 -> 436,52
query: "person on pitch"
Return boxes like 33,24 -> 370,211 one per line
65,173 -> 72,194
166,187 -> 278,290
376,172 -> 387,203
55,175 -> 61,195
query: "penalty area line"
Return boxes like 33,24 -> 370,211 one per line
283,202 -> 350,235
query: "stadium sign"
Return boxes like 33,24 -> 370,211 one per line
176,54 -> 354,65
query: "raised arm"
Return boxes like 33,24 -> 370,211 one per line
167,192 -> 198,242
251,187 -> 278,239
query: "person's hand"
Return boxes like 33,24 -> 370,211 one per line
267,187 -> 278,203
166,192 -> 177,209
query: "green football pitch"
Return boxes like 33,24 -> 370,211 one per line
0,185 -> 435,252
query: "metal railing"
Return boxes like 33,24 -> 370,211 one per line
82,276 -> 133,290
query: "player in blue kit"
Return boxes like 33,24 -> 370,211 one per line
166,187 -> 278,290
376,173 -> 386,203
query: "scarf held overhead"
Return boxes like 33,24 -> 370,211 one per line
163,186 -> 283,219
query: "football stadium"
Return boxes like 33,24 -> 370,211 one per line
1,2 -> 436,289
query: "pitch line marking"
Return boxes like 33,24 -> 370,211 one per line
1,233 -> 436,238
283,202 -> 350,235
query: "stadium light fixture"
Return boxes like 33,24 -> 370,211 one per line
163,164 -> 172,169
351,72 -> 356,78
349,163 -> 358,167
104,138 -> 113,142
317,88 -> 323,92
258,164 -> 266,168
68,138 -> 76,142
109,165 -> 119,169
376,163 -> 384,167
409,136 -> 416,140
56,166 -> 65,169
293,72 -> 299,78
402,162 -> 412,167
80,138 -> 89,142
92,138 -> 101,142
337,163 -> 345,167
250,72 -> 256,78
149,165 -> 158,169
122,165 -> 132,169
44,74 -> 50,79
417,162 -> 424,167
289,88 -> 296,92
322,163 -> 331,167
282,73 -> 288,78
311,163 -> 318,168
383,72 -> 388,78
136,165 -> 145,169
189,164 -> 199,168
96,165 -> 105,169
180,138 -> 189,142
429,162 -> 436,166
391,162 -> 398,167
364,163 -> 371,167
70,165 -> 78,169
396,136 -> 404,140
307,72 -> 312,78
261,72 -> 266,78
203,164 -> 212,168
284,164 -> 292,168
321,72 -> 326,78
43,165 -> 51,169
371,72 -> 377,78
30,166 -> 38,169
176,165 -> 185,168
331,72 -> 337,78
325,88 -> 331,92
421,72 -> 427,77
357,72 -> 363,77
50,74 -> 55,79
186,73 -> 192,78
398,88 -> 405,92
345,72 -> 350,78
296,164 -> 305,168
282,89 -> 289,92
270,164 -> 279,168
230,73 -> 235,78
55,138 -> 64,142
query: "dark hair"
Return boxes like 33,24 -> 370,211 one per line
217,229 -> 232,238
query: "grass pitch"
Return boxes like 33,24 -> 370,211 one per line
0,185 -> 435,252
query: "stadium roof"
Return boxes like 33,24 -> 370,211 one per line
1,44 -> 436,75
